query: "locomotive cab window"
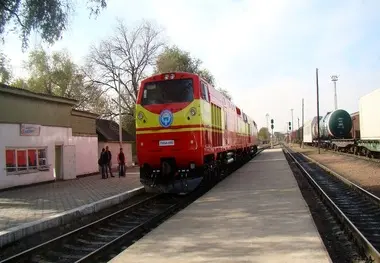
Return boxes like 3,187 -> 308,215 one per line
201,82 -> 210,102
141,78 -> 194,105
243,113 -> 248,123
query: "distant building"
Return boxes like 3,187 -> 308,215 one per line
96,119 -> 136,168
0,84 -> 99,190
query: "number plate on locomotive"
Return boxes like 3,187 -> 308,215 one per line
159,140 -> 175,146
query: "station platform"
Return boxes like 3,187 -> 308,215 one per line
109,148 -> 332,263
0,167 -> 142,247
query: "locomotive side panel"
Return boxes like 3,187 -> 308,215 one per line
199,80 -> 213,156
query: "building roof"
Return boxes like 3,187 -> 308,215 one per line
72,109 -> 99,119
96,118 -> 135,142
0,83 -> 78,105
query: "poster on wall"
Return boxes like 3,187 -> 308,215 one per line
20,124 -> 41,136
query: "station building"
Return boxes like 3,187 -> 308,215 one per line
0,84 -> 99,190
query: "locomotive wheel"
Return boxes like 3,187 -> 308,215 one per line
354,146 -> 358,155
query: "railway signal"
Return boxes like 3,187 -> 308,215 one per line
288,121 -> 291,131
270,119 -> 274,148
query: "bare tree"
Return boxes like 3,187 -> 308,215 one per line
84,19 -> 166,119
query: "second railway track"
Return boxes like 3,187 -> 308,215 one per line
283,145 -> 380,263
0,193 -> 182,263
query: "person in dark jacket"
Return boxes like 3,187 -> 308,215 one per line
118,148 -> 126,177
99,148 -> 108,179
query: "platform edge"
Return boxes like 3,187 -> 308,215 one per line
282,147 -> 333,262
0,186 -> 145,248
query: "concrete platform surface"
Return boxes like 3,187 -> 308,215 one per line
109,148 -> 331,263
0,168 -> 142,247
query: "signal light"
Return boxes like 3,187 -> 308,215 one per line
288,121 -> 291,131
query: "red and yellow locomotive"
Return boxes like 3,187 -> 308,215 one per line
136,72 -> 258,194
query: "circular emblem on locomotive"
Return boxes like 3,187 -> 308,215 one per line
159,109 -> 173,128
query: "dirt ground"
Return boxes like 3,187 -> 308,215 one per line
288,143 -> 380,197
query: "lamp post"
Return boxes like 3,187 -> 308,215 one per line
331,75 -> 339,110
302,98 -> 304,148
316,68 -> 321,154
266,113 -> 269,143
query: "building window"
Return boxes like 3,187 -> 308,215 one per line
5,147 -> 49,175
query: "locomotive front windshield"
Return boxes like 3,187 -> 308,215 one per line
141,78 -> 194,105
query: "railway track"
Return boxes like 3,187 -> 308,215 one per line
299,144 -> 380,164
0,194 -> 184,263
0,147 -> 267,263
283,145 -> 380,263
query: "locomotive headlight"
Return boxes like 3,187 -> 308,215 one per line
170,73 -> 175,79
190,107 -> 197,116
137,111 -> 144,120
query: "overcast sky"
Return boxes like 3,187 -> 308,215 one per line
2,0 -> 380,132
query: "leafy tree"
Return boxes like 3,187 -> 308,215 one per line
84,19 -> 166,133
0,0 -> 107,50
154,45 -> 233,100
17,47 -> 109,114
258,127 -> 270,141
0,52 -> 12,84
154,45 -> 215,85
10,77 -> 27,88
274,132 -> 285,141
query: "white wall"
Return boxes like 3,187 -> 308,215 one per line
0,124 -> 73,189
98,142 -> 133,168
71,136 -> 98,176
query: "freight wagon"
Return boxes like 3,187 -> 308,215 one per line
300,88 -> 380,159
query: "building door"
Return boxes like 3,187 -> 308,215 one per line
55,145 -> 63,180
63,145 -> 76,179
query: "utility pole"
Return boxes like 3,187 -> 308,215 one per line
291,108 -> 294,145
266,113 -> 269,143
316,68 -> 321,154
331,75 -> 338,110
302,98 -> 304,148
297,117 -> 300,129
118,70 -> 122,147
291,109 -> 294,133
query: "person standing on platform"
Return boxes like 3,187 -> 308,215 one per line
118,148 -> 126,177
105,146 -> 114,177
99,148 -> 108,179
